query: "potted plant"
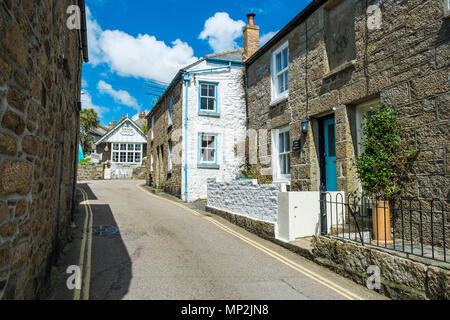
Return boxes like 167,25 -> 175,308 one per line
354,105 -> 419,244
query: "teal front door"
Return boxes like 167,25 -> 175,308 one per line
323,118 -> 337,191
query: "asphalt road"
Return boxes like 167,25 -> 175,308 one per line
50,180 -> 387,300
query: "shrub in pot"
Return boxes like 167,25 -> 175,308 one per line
354,105 -> 419,244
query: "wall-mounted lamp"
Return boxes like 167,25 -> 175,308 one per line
301,118 -> 308,134
104,144 -> 109,152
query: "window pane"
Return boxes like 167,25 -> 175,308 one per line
128,144 -> 134,151
283,48 -> 288,69
113,152 -> 119,163
279,132 -> 285,153
201,97 -> 208,110
201,85 -> 208,97
286,154 -> 290,174
208,98 -> 215,110
113,144 -> 119,151
208,149 -> 215,162
280,154 -> 286,174
278,74 -> 284,94
128,152 -> 134,163
120,152 -> 126,162
208,136 -> 215,148
285,71 -> 289,91
202,137 -> 208,148
276,53 -> 282,73
201,149 -> 207,162
135,153 -> 141,163
328,124 -> 336,157
135,144 -> 141,151
284,132 -> 290,153
208,85 -> 215,97
120,144 -> 127,151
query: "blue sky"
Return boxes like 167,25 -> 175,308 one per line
82,0 -> 312,126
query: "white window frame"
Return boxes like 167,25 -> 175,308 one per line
355,99 -> 380,157
271,126 -> 291,182
198,133 -> 217,165
150,153 -> 154,171
111,143 -> 143,164
271,41 -> 289,104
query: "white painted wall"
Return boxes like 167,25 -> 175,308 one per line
182,60 -> 247,201
207,179 -> 283,223
277,192 -> 346,242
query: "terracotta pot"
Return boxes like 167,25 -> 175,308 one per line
372,200 -> 393,244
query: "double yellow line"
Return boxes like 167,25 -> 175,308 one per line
137,184 -> 364,300
74,188 -> 93,300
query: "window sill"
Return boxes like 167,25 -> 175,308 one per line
323,60 -> 356,80
198,112 -> 220,118
270,95 -> 288,107
197,164 -> 220,170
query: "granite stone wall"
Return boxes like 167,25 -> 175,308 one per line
0,0 -> 85,299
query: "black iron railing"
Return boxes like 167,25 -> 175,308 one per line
321,191 -> 449,263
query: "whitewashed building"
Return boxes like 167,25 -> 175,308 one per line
147,49 -> 247,201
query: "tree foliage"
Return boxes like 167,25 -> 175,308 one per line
80,108 -> 100,154
354,105 -> 419,199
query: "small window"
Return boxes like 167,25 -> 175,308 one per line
135,144 -> 141,151
151,117 -> 154,140
168,97 -> 173,125
273,126 -> 291,181
199,83 -> 217,113
120,144 -> 127,151
128,144 -> 135,151
199,134 -> 217,164
113,144 -> 119,151
112,152 -> 119,163
135,153 -> 141,163
120,152 -> 127,163
272,42 -> 289,102
168,141 -> 173,171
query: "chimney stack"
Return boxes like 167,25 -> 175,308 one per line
120,114 -> 125,122
243,13 -> 259,61
139,112 -> 147,120
113,119 -> 117,127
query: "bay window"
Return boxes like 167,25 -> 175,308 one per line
112,143 -> 143,164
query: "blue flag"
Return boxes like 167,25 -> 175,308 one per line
78,144 -> 84,164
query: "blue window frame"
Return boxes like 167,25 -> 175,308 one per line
169,96 -> 173,125
199,82 -> 218,114
198,133 -> 218,165
168,140 -> 173,170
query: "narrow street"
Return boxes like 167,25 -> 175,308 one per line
51,180 -> 386,300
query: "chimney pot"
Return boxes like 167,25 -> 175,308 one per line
247,13 -> 255,26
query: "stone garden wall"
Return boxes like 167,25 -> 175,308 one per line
206,179 -> 283,223
77,165 -> 104,181
312,236 -> 449,300
0,0 -> 85,299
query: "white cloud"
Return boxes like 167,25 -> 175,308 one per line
86,6 -> 198,83
97,80 -> 141,111
260,31 -> 279,47
81,91 -> 109,118
199,12 -> 245,53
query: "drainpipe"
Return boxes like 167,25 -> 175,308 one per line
183,73 -> 191,202
244,65 -> 249,130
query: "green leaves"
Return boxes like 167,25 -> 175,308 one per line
354,105 -> 419,199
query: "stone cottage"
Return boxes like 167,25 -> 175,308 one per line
244,0 -> 449,199
0,0 -> 88,299
147,48 -> 247,202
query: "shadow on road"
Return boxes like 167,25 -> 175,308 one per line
51,183 -> 132,300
